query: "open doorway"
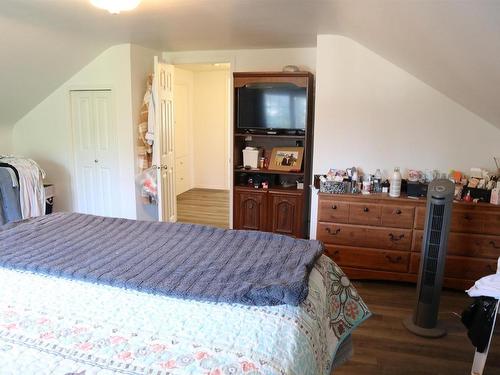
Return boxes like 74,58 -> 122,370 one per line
173,63 -> 231,228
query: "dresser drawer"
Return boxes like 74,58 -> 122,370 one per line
410,253 -> 497,280
450,210 -> 486,234
348,203 -> 382,225
412,230 -> 500,259
317,223 -> 412,251
381,205 -> 415,229
415,207 -> 497,235
318,198 -> 349,223
484,212 -> 500,235
325,245 -> 409,273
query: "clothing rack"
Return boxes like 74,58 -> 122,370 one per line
471,257 -> 500,375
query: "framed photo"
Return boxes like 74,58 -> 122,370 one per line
269,147 -> 304,172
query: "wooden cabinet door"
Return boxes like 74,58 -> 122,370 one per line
234,189 -> 268,231
268,191 -> 303,238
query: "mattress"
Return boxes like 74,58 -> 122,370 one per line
0,255 -> 370,375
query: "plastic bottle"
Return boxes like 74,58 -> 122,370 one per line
374,169 -> 382,192
389,167 -> 402,198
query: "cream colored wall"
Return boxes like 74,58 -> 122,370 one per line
0,126 -> 12,154
191,69 -> 230,190
12,44 -> 137,218
310,35 -> 500,238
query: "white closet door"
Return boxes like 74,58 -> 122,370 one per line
71,90 -> 119,217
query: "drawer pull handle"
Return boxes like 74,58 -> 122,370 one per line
395,209 -> 402,215
363,207 -> 369,212
386,255 -> 403,263
331,250 -> 340,257
332,205 -> 337,210
464,214 -> 472,221
325,227 -> 341,235
389,233 -> 405,242
489,241 -> 500,249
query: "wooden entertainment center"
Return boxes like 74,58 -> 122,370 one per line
232,72 -> 314,238
317,193 -> 500,290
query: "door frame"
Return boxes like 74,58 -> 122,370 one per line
165,56 -> 235,228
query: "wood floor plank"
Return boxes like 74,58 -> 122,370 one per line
336,281 -> 500,375
177,188 -> 229,229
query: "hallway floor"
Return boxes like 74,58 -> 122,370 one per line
177,188 -> 229,229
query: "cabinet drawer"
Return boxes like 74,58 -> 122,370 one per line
317,223 -> 412,251
450,210 -> 486,234
325,245 -> 409,273
412,230 -> 500,259
484,212 -> 500,236
318,198 -> 349,223
415,207 -> 499,235
410,253 -> 497,280
381,205 -> 415,229
348,203 -> 382,225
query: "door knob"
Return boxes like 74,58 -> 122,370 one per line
94,159 -> 98,163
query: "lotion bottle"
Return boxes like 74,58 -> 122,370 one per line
389,167 -> 402,197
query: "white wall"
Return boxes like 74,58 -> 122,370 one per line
130,44 -> 161,220
192,69 -> 230,189
12,44 -> 137,218
310,35 -> 500,237
0,126 -> 12,154
164,47 -> 316,73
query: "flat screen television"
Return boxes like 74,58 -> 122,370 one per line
236,83 -> 307,133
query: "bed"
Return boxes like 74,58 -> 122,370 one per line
0,213 -> 370,375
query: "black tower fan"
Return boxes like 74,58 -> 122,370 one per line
403,179 -> 455,338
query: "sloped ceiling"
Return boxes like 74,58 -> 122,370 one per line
1,0 -> 499,129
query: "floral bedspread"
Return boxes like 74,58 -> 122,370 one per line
0,255 -> 370,375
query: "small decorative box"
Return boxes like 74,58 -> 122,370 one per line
320,180 -> 352,194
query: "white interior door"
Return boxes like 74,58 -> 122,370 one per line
174,82 -> 191,195
154,57 -> 177,222
71,90 -> 119,217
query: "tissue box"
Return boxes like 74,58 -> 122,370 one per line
491,187 -> 500,205
242,147 -> 262,169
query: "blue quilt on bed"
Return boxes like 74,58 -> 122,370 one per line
0,212 -> 323,306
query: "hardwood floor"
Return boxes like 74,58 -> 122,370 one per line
177,188 -> 229,229
336,281 -> 500,375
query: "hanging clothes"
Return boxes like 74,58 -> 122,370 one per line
136,75 -> 158,203
0,157 -> 45,219
0,168 -> 22,224
137,75 -> 155,174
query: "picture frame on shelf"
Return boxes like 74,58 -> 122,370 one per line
269,147 -> 304,172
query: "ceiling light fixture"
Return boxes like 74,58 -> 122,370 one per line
90,0 -> 141,14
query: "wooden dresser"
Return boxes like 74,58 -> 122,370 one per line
317,193 -> 500,290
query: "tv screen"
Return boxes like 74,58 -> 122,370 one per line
237,84 -> 306,131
